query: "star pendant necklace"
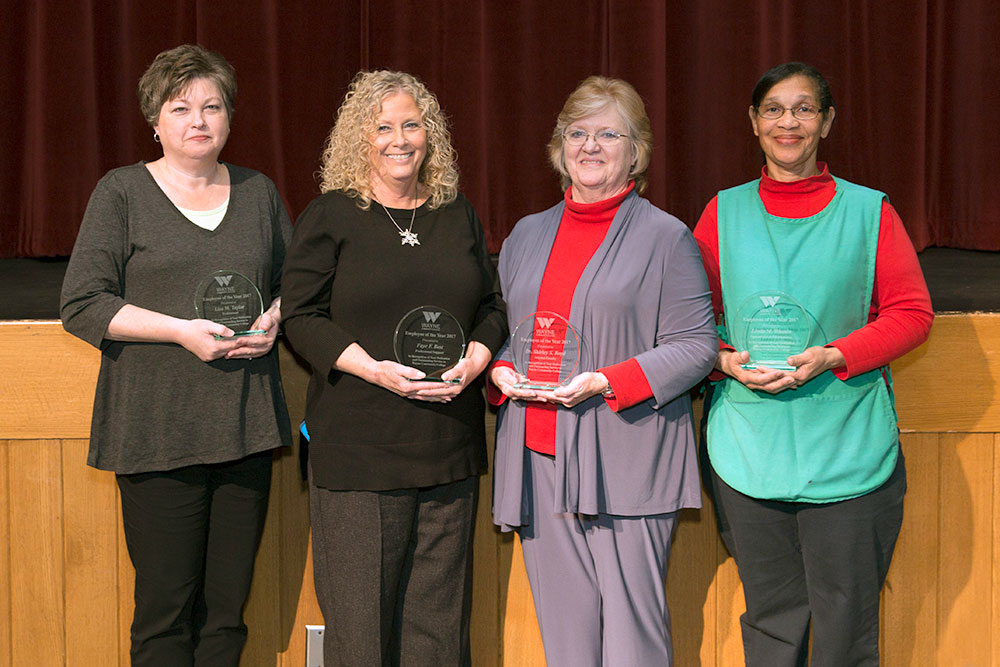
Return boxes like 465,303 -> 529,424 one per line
379,191 -> 420,247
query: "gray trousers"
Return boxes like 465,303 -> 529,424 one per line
708,453 -> 906,667
518,449 -> 678,666
309,476 -> 477,667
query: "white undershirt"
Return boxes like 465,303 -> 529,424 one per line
175,198 -> 230,231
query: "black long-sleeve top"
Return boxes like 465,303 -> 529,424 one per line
281,190 -> 506,490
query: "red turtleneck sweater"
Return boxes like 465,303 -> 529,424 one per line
693,164 -> 933,380
489,183 -> 654,455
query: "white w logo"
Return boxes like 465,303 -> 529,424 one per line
214,275 -> 233,287
536,317 -> 555,329
759,295 -> 781,308
423,311 -> 441,323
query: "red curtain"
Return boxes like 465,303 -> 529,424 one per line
2,0 -> 998,257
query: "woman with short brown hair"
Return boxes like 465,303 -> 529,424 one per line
61,44 -> 291,666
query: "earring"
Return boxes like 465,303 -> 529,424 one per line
153,131 -> 160,143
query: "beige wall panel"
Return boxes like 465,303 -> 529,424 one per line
501,536 -> 545,664
8,440 -> 66,665
61,439 -> 119,665
881,433 -> 940,665
275,540 -> 322,667
242,454 -> 283,665
713,555 -> 746,665
0,322 -> 98,440
893,314 -> 1000,433
697,470 -> 744,667
667,504 -> 721,666
1,441 -> 11,667
936,433 -> 994,663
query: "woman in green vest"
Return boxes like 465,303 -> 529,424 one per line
693,62 -> 933,666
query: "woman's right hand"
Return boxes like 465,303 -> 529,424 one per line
105,305 -> 246,362
332,343 -> 457,402
716,349 -> 797,394
489,364 -> 543,401
367,359 -> 461,402
175,319 -> 245,362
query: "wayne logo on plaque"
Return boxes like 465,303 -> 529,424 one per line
732,291 -> 822,370
393,306 -> 465,383
194,270 -> 266,338
510,311 -> 583,390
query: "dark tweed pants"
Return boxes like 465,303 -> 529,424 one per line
116,451 -> 272,667
309,475 -> 477,667
708,452 -> 906,667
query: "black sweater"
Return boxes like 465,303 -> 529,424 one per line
281,191 -> 506,490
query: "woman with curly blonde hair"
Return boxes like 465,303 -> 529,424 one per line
318,70 -> 459,210
281,70 -> 506,665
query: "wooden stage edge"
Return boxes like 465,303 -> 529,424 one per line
1,315 -> 998,666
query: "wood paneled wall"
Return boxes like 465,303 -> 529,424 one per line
1,315 -> 998,666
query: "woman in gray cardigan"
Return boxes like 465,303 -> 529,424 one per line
489,76 -> 717,666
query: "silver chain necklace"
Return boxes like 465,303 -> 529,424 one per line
379,197 -> 420,247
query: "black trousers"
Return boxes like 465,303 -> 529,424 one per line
116,451 -> 272,667
708,452 -> 906,667
309,475 -> 478,667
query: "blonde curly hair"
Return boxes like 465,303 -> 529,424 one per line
319,70 -> 459,210
548,76 -> 653,194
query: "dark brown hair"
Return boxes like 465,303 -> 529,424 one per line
137,44 -> 236,126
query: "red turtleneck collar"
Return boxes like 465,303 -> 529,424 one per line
564,181 -> 635,219
758,162 -> 836,218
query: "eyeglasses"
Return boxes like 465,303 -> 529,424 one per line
755,104 -> 822,120
564,128 -> 629,146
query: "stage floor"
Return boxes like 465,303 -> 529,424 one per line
1,248 -> 997,320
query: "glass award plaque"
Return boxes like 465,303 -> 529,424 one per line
510,311 -> 582,390
193,270 -> 266,338
731,291 -> 817,370
393,306 -> 465,383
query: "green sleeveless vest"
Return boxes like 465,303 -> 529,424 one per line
707,176 -> 899,502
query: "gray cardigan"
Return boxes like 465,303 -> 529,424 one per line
492,192 -> 717,530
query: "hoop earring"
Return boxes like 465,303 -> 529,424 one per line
153,131 -> 160,143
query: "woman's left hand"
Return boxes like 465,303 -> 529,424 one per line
412,341 -> 493,401
533,371 -> 609,408
226,298 -> 281,360
783,345 -> 846,388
